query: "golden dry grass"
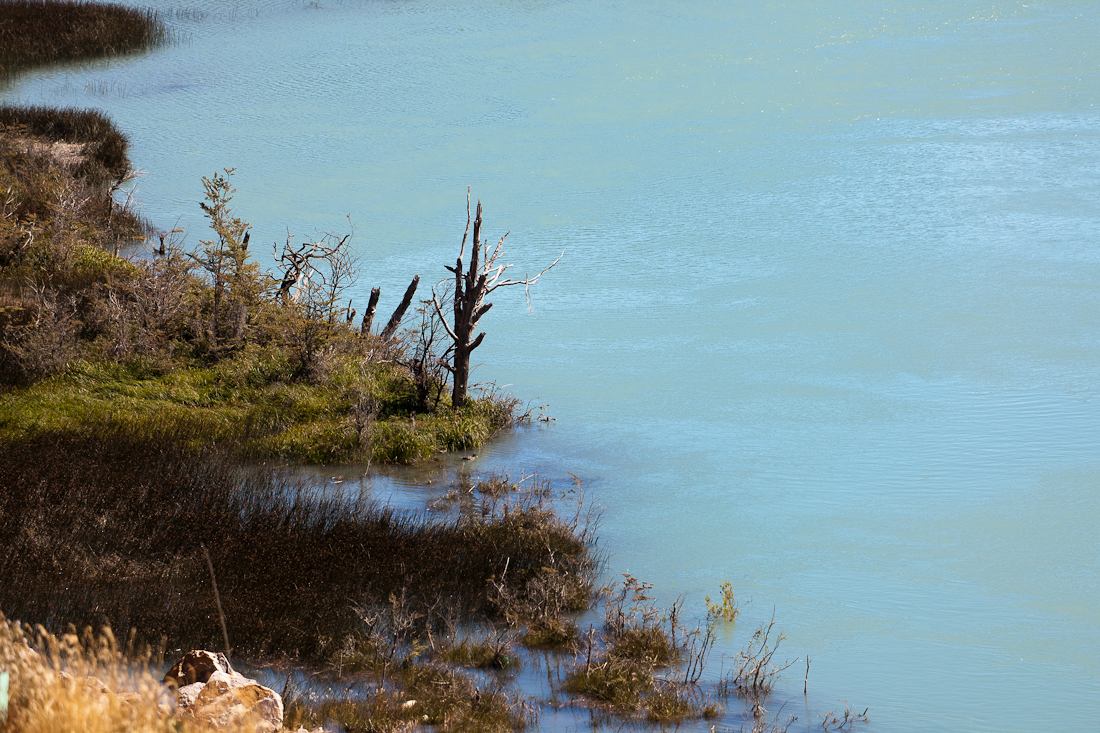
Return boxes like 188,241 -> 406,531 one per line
0,615 -> 261,733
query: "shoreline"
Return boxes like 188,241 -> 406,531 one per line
0,4 -> 840,732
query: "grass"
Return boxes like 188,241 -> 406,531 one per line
0,0 -> 168,79
561,574 -> 722,721
0,105 -> 134,185
0,617 -> 257,733
0,426 -> 597,662
285,663 -> 530,733
521,616 -> 579,649
0,353 -> 513,464
438,630 -> 517,670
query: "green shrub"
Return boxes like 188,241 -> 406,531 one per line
69,242 -> 138,282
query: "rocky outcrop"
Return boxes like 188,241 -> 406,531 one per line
164,650 -> 235,688
164,651 -> 283,732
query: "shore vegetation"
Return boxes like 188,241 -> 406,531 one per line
0,0 -> 167,79
0,131 -> 522,464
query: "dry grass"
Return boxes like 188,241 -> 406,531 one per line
0,106 -> 134,185
0,615 -> 258,733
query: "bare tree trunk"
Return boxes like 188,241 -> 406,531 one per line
361,287 -> 380,335
452,341 -> 474,408
380,275 -> 420,340
450,287 -> 486,409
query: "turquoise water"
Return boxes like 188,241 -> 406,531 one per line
4,0 -> 1100,729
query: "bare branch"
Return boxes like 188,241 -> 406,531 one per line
458,187 -> 471,262
484,249 -> 564,295
431,291 -> 459,342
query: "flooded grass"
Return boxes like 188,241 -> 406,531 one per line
0,425 -> 598,662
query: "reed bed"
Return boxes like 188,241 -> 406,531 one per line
0,422 -> 596,662
0,0 -> 168,78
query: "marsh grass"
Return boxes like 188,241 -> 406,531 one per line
0,106 -> 133,185
0,426 -> 597,662
438,628 -> 517,671
521,616 -> 579,650
558,574 -> 727,724
645,679 -> 721,724
398,663 -> 528,731
0,0 -> 168,79
285,663 -> 529,733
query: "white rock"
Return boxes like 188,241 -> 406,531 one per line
164,652 -> 284,732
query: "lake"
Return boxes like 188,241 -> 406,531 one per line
4,0 -> 1099,729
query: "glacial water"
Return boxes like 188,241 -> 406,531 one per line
4,0 -> 1099,729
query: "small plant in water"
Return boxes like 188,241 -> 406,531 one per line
706,579 -> 739,622
718,613 -> 798,702
820,702 -> 870,731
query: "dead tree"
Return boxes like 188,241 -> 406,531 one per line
432,191 -> 562,409
360,288 -> 380,335
272,229 -> 355,322
355,277 -> 420,339
380,275 -> 419,340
